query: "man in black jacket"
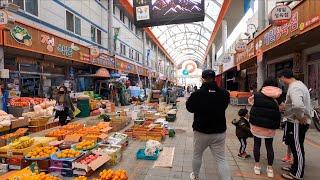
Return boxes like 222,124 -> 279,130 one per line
186,70 -> 231,180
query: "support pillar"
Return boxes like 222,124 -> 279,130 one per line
108,0 -> 114,56
0,47 -> 4,111
257,0 -> 267,89
222,20 -> 227,56
206,55 -> 210,70
142,32 -> 146,66
0,47 -> 4,70
211,44 -> 216,70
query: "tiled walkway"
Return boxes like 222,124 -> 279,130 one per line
115,98 -> 320,180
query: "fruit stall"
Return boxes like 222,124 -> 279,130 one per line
0,99 -> 177,179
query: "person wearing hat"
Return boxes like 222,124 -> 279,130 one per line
278,69 -> 311,180
186,70 -> 231,180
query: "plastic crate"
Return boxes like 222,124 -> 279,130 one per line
136,148 -> 160,160
50,159 -> 73,169
49,166 -> 74,177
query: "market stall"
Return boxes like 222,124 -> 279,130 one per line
0,95 -> 177,179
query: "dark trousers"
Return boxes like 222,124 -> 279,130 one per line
285,121 -> 309,178
238,137 -> 247,154
55,107 -> 70,126
253,136 -> 274,166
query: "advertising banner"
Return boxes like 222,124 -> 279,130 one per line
133,0 -> 205,27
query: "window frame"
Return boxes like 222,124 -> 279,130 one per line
66,11 -> 75,33
120,10 -> 125,23
97,29 -> 102,45
74,16 -> 81,36
128,19 -> 134,31
11,0 -> 39,17
91,25 -> 97,42
66,11 -> 81,36
120,43 -> 126,56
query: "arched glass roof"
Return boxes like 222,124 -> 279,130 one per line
149,0 -> 224,65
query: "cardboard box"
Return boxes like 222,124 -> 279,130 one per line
10,118 -> 29,129
73,153 -> 110,172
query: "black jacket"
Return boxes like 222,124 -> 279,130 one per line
232,117 -> 253,138
249,92 -> 281,129
186,82 -> 230,134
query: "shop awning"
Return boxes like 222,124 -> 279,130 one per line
95,68 -> 110,78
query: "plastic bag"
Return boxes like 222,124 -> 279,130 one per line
146,140 -> 162,151
73,107 -> 81,117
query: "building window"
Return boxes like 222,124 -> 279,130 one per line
91,26 -> 102,44
113,1 -> 116,14
120,43 -> 126,56
11,0 -> 38,16
66,11 -> 74,33
91,26 -> 96,42
74,17 -> 81,35
129,49 -> 134,59
66,11 -> 81,35
120,10 -> 125,23
97,29 -> 102,45
135,51 -> 140,63
128,19 -> 134,31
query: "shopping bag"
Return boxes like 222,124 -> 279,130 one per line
73,107 -> 81,117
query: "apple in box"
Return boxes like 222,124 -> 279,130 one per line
80,154 -> 99,165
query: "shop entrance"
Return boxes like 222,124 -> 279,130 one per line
308,62 -> 320,98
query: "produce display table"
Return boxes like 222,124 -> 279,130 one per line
0,98 -> 177,179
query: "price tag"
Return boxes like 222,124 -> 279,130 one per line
7,150 -> 13,157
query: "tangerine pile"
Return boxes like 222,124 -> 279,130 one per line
21,172 -> 60,180
74,176 -> 87,180
26,146 -> 58,159
75,140 -> 95,150
56,149 -> 81,159
99,169 -> 128,180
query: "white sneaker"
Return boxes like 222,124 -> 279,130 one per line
267,167 -> 274,178
254,166 -> 261,175
190,172 -> 199,180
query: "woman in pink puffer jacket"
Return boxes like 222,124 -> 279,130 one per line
248,77 -> 282,178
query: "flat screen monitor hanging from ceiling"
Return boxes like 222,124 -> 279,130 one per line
133,0 -> 205,28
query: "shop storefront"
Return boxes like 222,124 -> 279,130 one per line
235,39 -> 256,92
254,0 -> 320,83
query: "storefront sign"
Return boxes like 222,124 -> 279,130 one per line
4,22 -> 90,64
57,44 -> 73,57
0,10 -> 8,28
40,34 -> 54,52
222,54 -> 232,63
90,46 -> 100,59
235,39 -> 255,65
11,26 -> 32,47
265,12 -> 298,47
256,0 -> 320,53
235,40 -> 247,53
92,54 -> 115,69
269,5 -> 292,26
299,15 -> 320,31
80,52 -> 90,62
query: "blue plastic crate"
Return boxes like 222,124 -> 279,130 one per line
136,148 -> 160,160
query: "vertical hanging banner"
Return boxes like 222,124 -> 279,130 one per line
133,0 -> 205,28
